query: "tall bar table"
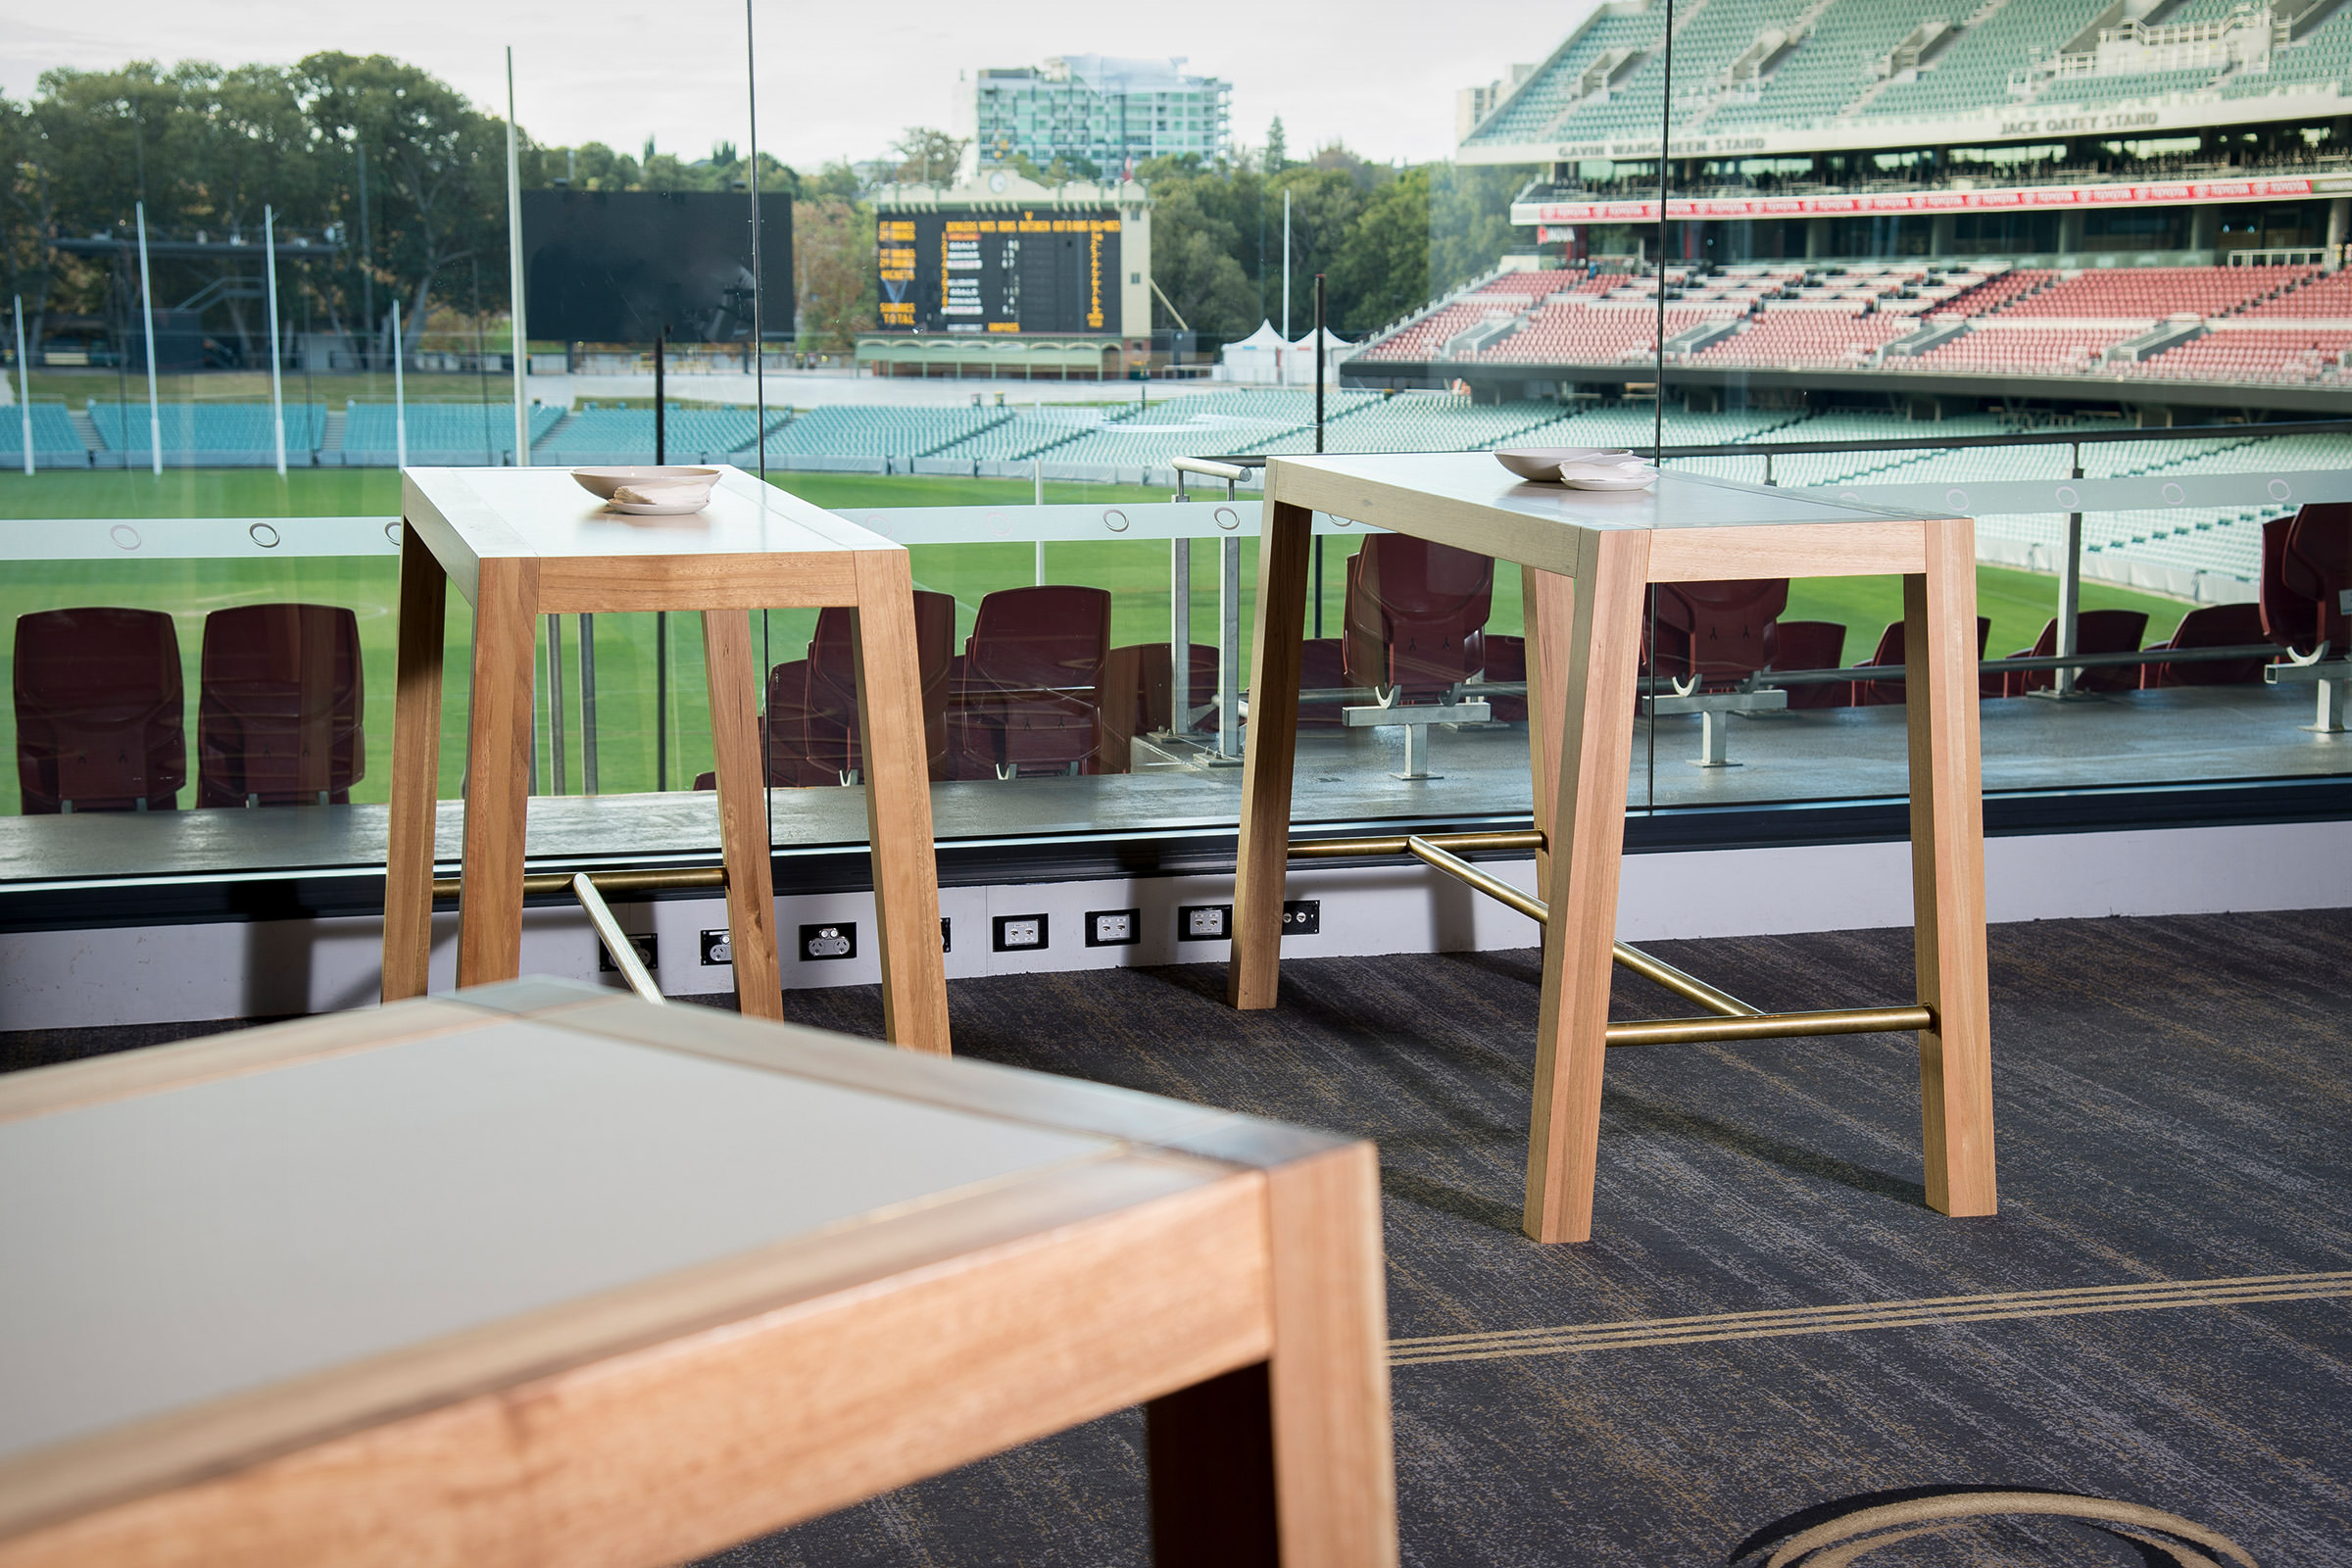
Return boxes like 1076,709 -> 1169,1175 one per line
1230,454 -> 1995,1244
383,466 -> 950,1052
0,980 -> 1396,1566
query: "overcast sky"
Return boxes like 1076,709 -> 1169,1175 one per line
3,0 -> 1596,170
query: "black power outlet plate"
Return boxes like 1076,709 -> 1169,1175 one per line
599,932 -> 659,973
1085,908 -> 1143,947
700,929 -> 731,965
1281,900 -> 1321,935
800,922 -> 857,961
1177,904 -> 1233,941
992,913 -> 1050,952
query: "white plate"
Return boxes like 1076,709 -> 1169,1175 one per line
1559,464 -> 1658,490
609,497 -> 712,515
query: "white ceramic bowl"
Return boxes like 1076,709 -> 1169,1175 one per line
1493,447 -> 1648,481
569,466 -> 719,502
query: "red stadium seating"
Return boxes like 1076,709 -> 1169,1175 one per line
1342,536 -> 1494,701
196,604 -> 364,808
14,607 -> 187,814
2262,504 -> 2352,654
1692,310 -> 1911,368
1358,300 -> 1532,363
1470,269 -> 1583,299
1762,619 -> 1848,710
1912,325 -> 2134,374
2000,610 -> 2150,697
2126,327 -> 2352,384
1481,303 -> 1737,365
1999,266 -> 2310,320
2239,268 -> 2352,319
1855,617 -> 1994,706
768,593 -> 957,785
1931,270 -> 2053,318
2140,603 -> 2272,689
948,585 -> 1112,777
1648,579 -> 1790,690
1476,631 -> 1528,721
1100,640 -> 1222,768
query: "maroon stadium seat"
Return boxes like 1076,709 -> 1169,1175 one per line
949,585 -> 1111,777
14,607 -> 187,814
1856,616 -> 1994,706
1341,535 -> 1494,702
2140,603 -> 2272,688
1648,579 -> 1789,690
2263,504 -> 2352,654
1297,637 -> 1352,728
196,604 -> 365,808
787,593 -> 958,783
1100,641 -> 1221,769
1476,631 -> 1528,721
1762,619 -> 1847,710
2000,609 -> 2148,697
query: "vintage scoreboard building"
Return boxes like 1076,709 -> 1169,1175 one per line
858,172 -> 1152,379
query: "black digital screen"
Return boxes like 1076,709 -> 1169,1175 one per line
522,189 -> 791,344
875,210 -> 1120,334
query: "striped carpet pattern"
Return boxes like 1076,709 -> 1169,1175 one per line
717,907 -> 2352,1568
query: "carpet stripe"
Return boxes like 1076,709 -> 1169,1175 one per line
1391,1271 -> 2352,1366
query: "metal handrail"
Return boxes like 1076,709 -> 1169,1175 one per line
1754,642 -> 2285,688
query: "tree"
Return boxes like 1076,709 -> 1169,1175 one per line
1142,181 -> 1254,338
295,52 -> 512,355
1263,118 -> 1288,173
794,196 -> 871,349
891,127 -> 967,185
1330,167 -> 1427,334
1427,163 -> 1535,298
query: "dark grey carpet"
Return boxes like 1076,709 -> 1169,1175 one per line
8,912 -> 2347,1564
710,910 -> 2352,1567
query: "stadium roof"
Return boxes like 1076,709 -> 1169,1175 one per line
1459,0 -> 2352,164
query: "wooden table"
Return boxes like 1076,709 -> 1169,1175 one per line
1232,453 -> 1995,1245
383,466 -> 949,1052
0,979 -> 1396,1568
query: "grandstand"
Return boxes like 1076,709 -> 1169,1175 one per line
87,402 -> 328,466
532,405 -> 783,464
341,402 -> 564,466
0,404 -> 89,466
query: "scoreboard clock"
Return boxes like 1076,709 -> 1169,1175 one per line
874,209 -> 1123,334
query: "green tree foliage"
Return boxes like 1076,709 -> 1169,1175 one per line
1263,118 -> 1289,173
892,127 -> 968,185
1329,167 -> 1428,334
794,196 -> 872,350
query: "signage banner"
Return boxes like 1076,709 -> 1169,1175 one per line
1513,176 -> 2320,227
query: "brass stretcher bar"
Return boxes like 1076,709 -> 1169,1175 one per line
428,865 -> 728,902
1290,831 -> 1935,1049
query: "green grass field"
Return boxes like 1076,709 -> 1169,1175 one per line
0,467 -> 2193,815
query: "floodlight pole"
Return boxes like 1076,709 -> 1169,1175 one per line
1314,271 -> 1326,638
1281,188 -> 1292,340
14,296 -> 32,476
134,201 -> 162,476
506,47 -> 530,467
747,0 -> 767,480
265,206 -> 288,477
391,299 -> 408,468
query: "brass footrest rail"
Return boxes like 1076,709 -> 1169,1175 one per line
1286,830 -> 1935,1048
427,866 -> 728,902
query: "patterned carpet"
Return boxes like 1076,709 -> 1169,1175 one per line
709,909 -> 2352,1567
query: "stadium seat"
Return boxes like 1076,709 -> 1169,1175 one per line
766,593 -> 959,786
1763,619 -> 1848,710
1476,632 -> 1528,721
1648,579 -> 1790,691
2262,505 -> 2352,655
1341,536 -> 1494,701
14,607 -> 187,814
949,586 -> 1112,778
2140,603 -> 2272,689
2000,610 -> 2150,697
1856,617 -> 1993,706
1100,641 -> 1221,768
196,605 -> 366,808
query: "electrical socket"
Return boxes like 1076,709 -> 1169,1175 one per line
1177,904 -> 1233,941
700,929 -> 731,966
993,914 -> 1049,952
941,916 -> 952,953
1086,908 -> 1142,947
598,933 -> 659,973
1282,900 -> 1321,935
800,922 -> 857,961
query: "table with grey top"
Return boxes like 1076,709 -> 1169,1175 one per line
0,979 -> 1396,1567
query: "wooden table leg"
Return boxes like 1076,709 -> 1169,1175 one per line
1524,530 -> 1651,1245
1229,500 -> 1315,1010
1523,565 -> 1577,889
382,521 -> 447,1002
456,559 -> 539,989
852,552 -> 952,1054
1147,1139 -> 1396,1568
1905,517 -> 1998,1217
702,609 -> 784,1021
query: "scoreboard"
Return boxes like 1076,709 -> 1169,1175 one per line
876,210 -> 1122,334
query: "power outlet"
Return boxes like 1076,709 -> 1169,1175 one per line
1282,899 -> 1322,935
800,922 -> 857,961
993,913 -> 1049,952
700,929 -> 731,966
941,916 -> 953,953
1086,908 -> 1142,947
598,933 -> 659,972
1178,904 -> 1233,942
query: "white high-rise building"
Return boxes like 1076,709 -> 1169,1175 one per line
964,55 -> 1232,177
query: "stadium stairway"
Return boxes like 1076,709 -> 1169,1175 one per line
67,408 -> 101,458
